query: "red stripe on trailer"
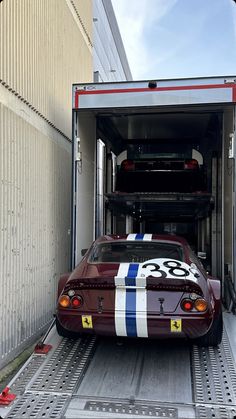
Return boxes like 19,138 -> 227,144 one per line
75,91 -> 79,108
232,86 -> 236,102
74,83 -> 236,109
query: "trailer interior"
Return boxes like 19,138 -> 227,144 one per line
1,78 -> 236,418
96,103 -> 234,292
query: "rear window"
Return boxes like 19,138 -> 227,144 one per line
89,242 -> 183,263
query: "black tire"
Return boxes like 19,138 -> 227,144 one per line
195,310 -> 223,347
56,317 -> 81,339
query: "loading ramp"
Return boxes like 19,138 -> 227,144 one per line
1,313 -> 236,419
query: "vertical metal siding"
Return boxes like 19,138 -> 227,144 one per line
0,104 -> 72,365
0,0 -> 93,368
0,0 -> 93,137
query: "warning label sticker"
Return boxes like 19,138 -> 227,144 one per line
82,315 -> 93,329
170,319 -> 182,332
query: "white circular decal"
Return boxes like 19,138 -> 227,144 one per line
137,258 -> 198,281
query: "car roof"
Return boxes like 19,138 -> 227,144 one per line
95,234 -> 187,246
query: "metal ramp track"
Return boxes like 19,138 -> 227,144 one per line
1,325 -> 236,419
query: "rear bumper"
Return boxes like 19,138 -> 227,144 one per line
56,310 -> 213,340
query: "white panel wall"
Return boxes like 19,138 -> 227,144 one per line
0,0 -> 93,368
75,113 -> 96,265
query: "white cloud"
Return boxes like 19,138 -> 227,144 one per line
112,0 -> 236,80
112,0 -> 178,79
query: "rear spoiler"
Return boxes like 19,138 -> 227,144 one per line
64,277 -> 203,295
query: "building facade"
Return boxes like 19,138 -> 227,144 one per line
93,0 -> 132,82
0,0 -> 131,369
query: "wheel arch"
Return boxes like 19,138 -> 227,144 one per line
209,278 -> 221,301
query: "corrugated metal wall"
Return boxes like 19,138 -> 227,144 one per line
0,0 -> 93,368
0,0 -> 93,137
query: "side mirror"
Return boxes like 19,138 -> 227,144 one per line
81,248 -> 88,256
197,251 -> 206,260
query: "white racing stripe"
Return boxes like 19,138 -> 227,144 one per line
136,288 -> 148,337
115,288 -> 127,336
115,263 -> 129,336
126,233 -> 153,241
115,263 -> 130,286
143,234 -> 152,241
127,233 -> 137,241
114,263 -> 148,338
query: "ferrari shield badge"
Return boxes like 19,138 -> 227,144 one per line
82,315 -> 93,329
170,319 -> 182,332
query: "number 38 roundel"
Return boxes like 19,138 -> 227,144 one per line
137,258 -> 198,281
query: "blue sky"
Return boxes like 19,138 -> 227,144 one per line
111,0 -> 236,80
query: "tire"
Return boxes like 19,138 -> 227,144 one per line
195,310 -> 223,347
56,317 -> 81,339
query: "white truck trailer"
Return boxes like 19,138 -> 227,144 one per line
1,76 -> 236,419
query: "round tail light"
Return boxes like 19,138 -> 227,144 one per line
181,298 -> 193,312
71,295 -> 83,308
58,295 -> 70,308
194,298 -> 208,312
121,159 -> 135,171
184,159 -> 199,170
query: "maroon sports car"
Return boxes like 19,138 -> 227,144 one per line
116,157 -> 205,193
55,234 -> 222,346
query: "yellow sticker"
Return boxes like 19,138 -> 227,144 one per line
170,319 -> 182,332
82,315 -> 93,329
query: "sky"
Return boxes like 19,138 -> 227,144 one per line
111,0 -> 236,80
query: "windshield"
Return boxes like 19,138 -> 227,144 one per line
89,241 -> 183,263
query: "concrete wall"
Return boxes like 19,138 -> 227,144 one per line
0,0 -> 93,369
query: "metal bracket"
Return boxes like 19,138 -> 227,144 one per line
228,133 -> 235,159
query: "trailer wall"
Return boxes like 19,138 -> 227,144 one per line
73,113 -> 96,266
223,109 -> 234,280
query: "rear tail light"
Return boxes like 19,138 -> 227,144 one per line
181,298 -> 194,312
181,297 -> 207,312
194,298 -> 207,312
184,159 -> 199,170
71,295 -> 83,308
58,294 -> 83,308
121,159 -> 135,171
58,295 -> 70,308
68,289 -> 75,297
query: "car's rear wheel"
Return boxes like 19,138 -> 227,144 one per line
195,309 -> 223,347
56,317 -> 81,339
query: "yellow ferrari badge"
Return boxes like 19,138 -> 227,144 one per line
82,315 -> 93,329
170,319 -> 182,332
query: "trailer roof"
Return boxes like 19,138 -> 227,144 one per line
73,76 -> 236,110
